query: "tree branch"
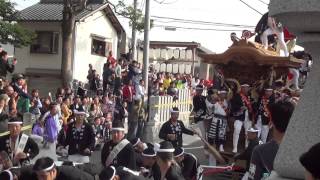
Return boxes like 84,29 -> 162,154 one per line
106,0 -> 130,19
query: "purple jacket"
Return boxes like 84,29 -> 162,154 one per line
44,114 -> 58,143
32,123 -> 44,137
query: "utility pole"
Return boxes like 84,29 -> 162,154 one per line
143,0 -> 150,90
130,0 -> 138,61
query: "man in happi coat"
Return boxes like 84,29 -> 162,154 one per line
101,121 -> 136,170
192,85 -> 206,138
159,107 -> 196,148
64,107 -> 95,163
0,117 -> 39,166
231,84 -> 254,153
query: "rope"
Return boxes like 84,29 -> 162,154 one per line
152,100 -> 192,108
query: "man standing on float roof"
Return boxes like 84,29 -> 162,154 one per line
159,107 -> 196,148
0,117 -> 39,166
101,121 -> 136,170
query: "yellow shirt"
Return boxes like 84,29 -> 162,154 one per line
163,78 -> 171,89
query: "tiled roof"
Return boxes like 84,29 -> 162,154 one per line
17,3 -> 105,22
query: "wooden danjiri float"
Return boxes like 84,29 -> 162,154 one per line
199,39 -> 304,92
196,39 -> 305,179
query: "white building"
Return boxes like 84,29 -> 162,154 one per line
15,0 -> 126,94
137,41 -> 215,80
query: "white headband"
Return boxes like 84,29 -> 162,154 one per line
142,152 -> 156,157
170,109 -> 179,113
111,128 -> 125,131
174,148 -> 185,158
241,84 -> 250,87
110,166 -> 116,179
39,162 -> 55,172
265,89 -> 273,91
7,121 -> 23,125
157,148 -> 175,153
132,138 -> 141,147
218,90 -> 227,94
247,128 -> 259,133
3,170 -> 13,180
74,110 -> 87,115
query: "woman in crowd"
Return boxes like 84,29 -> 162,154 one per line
61,97 -> 72,126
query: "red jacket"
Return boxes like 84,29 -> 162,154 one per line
122,85 -> 135,102
107,56 -> 116,68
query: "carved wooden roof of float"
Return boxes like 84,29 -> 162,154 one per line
199,39 -> 304,68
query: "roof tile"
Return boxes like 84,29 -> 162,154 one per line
17,3 -> 104,21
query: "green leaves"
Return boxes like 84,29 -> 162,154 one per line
0,0 -> 16,20
0,0 -> 35,47
107,0 -> 153,32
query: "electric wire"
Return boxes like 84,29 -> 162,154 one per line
153,24 -> 252,32
256,0 -> 269,6
238,0 -> 263,15
140,0 -> 145,12
153,19 -> 255,28
151,15 -> 256,28
153,0 -> 179,5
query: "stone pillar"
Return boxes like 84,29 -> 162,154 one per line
142,96 -> 160,143
199,63 -> 212,80
269,0 -> 320,179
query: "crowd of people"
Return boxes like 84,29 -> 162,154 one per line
191,70 -> 320,179
0,35 -> 319,180
0,46 -> 204,180
91,51 -> 211,95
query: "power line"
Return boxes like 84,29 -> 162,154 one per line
238,0 -> 263,15
140,0 -> 146,12
153,24 -> 252,32
153,0 -> 165,3
256,0 -> 269,6
153,0 -> 179,4
153,19 -> 255,28
151,15 -> 256,28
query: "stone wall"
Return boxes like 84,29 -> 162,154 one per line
269,0 -> 320,179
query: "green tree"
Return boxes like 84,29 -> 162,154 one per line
0,0 -> 35,47
107,0 -> 153,32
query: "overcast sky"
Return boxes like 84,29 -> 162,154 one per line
12,0 -> 270,53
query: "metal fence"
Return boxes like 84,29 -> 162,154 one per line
147,89 -> 192,142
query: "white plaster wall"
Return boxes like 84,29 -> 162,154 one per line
0,43 -> 14,57
14,22 -> 62,74
73,10 -> 118,82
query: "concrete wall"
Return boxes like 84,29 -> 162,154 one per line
15,22 -> 63,74
73,10 -> 118,82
